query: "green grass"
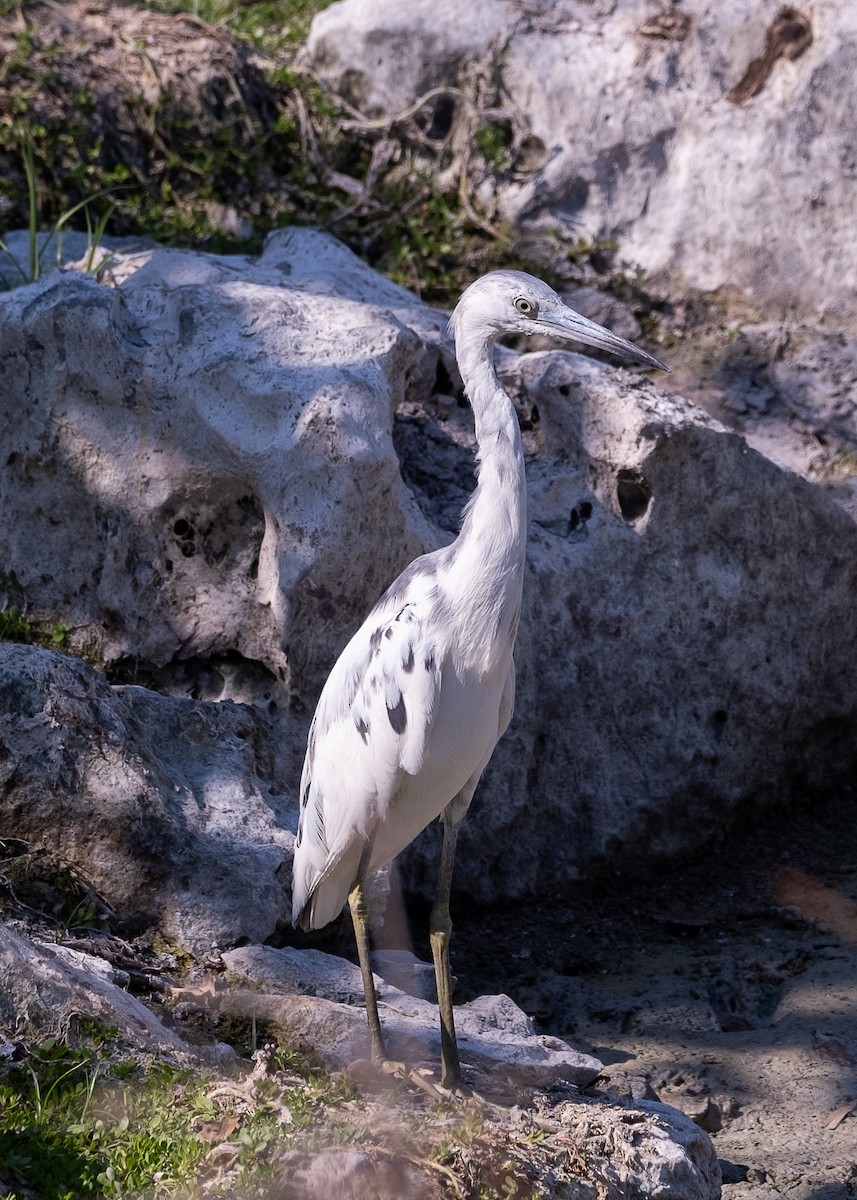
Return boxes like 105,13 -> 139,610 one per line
137,0 -> 332,54
0,569 -> 71,650
0,0 -> 576,307
0,0 -> 664,321
0,1046 -> 211,1198
0,1036 -> 353,1200
0,137 -> 115,287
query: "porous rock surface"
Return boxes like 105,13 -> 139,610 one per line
1,229 -> 856,910
0,643 -> 292,953
0,922 -> 193,1054
220,944 -> 604,1091
305,0 -> 857,328
0,917 -> 721,1200
0,229 -> 440,701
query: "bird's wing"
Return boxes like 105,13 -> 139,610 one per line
292,572 -> 443,928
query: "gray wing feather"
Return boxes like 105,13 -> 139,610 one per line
292,565 -> 443,928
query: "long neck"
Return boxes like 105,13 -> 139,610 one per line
443,331 -> 528,669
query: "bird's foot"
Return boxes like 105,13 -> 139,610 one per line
380,1059 -> 456,1100
387,1061 -> 492,1106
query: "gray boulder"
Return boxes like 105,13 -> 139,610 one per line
1,231 -> 856,912
305,0 -> 857,329
0,644 -> 292,953
221,943 -> 604,1090
405,348 -> 857,899
0,229 -> 440,702
0,921 -> 230,1059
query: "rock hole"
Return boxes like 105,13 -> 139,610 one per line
517,405 -> 540,432
711,709 -> 728,742
616,469 -> 653,523
173,518 -> 191,537
434,358 -> 453,396
561,175 -> 590,214
517,133 -> 548,173
423,94 -> 456,140
558,384 -> 571,397
568,501 -> 593,533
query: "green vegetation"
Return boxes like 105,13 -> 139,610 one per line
0,137 -> 115,286
0,1030 -> 545,1200
0,0 -> 608,305
0,1035 -> 346,1199
138,0 -> 328,54
473,121 -> 511,172
0,841 -> 114,939
0,570 -> 71,650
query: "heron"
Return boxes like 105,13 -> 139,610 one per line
291,270 -> 666,1089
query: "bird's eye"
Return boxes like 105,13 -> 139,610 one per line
514,296 -> 538,317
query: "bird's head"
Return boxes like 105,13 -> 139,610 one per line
448,269 -> 667,371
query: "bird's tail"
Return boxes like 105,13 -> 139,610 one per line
291,839 -> 362,931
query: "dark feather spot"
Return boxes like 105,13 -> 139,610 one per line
300,781 -> 310,811
402,644 -> 415,673
369,627 -> 383,653
315,801 -> 326,848
385,627 -> 394,639
295,819 -> 303,848
355,715 -> 370,743
387,695 -> 407,734
424,651 -> 435,672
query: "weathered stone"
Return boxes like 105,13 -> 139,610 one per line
370,948 -> 438,1000
403,349 -> 857,900
1,231 -> 856,911
553,1095 -> 722,1199
0,644 -> 292,953
273,1149 -> 435,1200
0,922 -> 223,1057
305,0 -> 857,329
220,945 -> 604,1091
0,230 -> 439,701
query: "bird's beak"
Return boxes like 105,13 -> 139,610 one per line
544,306 -> 669,372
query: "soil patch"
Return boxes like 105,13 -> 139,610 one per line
446,790 -> 857,1199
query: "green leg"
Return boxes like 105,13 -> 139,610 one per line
429,807 -> 463,1089
348,882 -> 387,1063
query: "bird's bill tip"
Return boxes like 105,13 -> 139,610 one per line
548,308 -> 669,372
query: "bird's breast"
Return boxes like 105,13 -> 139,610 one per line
366,652 -> 511,871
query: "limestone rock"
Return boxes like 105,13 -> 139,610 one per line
305,0 -> 857,328
0,644 -> 292,953
401,349 -> 857,900
552,1095 -> 722,1199
0,922 -> 209,1057
1,231 -> 856,909
273,1149 -> 433,1200
220,945 -> 604,1091
370,948 -> 438,1000
0,229 -> 440,701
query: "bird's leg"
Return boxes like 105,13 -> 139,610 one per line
348,882 -> 387,1064
430,806 -> 463,1090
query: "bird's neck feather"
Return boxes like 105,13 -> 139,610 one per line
444,337 -> 527,671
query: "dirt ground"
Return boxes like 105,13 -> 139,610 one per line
444,789 -> 857,1200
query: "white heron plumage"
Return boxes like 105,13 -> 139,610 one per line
291,269 -> 666,1087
